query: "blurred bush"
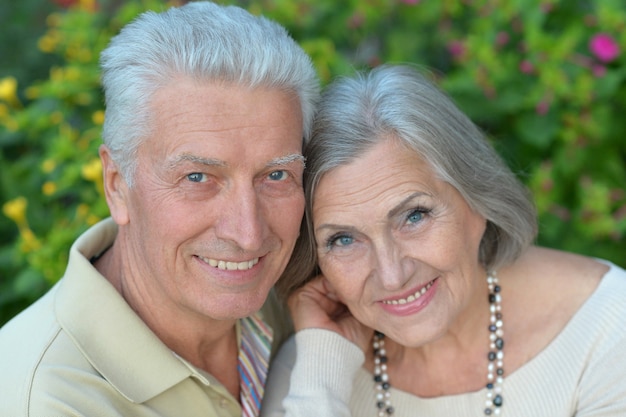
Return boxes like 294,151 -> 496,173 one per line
1,0 -> 625,326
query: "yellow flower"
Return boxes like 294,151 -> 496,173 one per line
19,228 -> 42,252
75,92 -> 92,106
0,77 -> 18,104
38,32 -> 59,54
50,111 -> 64,125
81,158 -> 102,182
65,66 -> 81,81
25,86 -> 40,100
42,159 -> 57,173
50,67 -> 64,82
86,214 -> 101,226
46,13 -> 61,28
76,203 -> 89,219
3,196 -> 27,225
92,110 -> 105,125
80,0 -> 97,12
42,181 -> 58,196
3,117 -> 18,132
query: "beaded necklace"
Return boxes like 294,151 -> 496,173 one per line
373,273 -> 504,416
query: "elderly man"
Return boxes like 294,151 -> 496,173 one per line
0,2 -> 319,416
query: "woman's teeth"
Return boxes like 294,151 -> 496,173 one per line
383,280 -> 434,305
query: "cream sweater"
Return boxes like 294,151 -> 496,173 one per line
261,262 -> 626,417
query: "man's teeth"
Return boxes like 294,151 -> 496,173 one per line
200,256 -> 259,270
383,280 -> 434,305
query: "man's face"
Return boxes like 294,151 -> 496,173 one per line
108,78 -> 305,320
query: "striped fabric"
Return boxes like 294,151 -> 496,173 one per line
238,315 -> 274,417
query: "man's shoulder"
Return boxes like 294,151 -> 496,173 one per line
0,285 -> 88,414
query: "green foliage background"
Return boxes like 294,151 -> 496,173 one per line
1,0 -> 625,326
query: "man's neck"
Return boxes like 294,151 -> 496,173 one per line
93,242 -> 242,398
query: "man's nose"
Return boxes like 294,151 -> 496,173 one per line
214,184 -> 264,252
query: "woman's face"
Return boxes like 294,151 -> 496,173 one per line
312,137 -> 487,346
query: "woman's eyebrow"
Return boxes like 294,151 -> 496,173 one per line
387,191 -> 431,220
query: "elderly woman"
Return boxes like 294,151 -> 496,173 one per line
261,65 -> 626,417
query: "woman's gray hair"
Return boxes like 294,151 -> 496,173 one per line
278,64 -> 537,297
100,1 -> 319,186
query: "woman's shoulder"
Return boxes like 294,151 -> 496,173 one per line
500,246 -> 614,372
502,246 -> 609,303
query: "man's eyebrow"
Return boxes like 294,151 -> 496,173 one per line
266,153 -> 306,168
165,153 -> 305,170
166,154 -> 226,169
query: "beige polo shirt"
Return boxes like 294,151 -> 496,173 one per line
0,218 -> 292,416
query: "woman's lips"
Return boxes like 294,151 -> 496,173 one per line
378,278 -> 439,316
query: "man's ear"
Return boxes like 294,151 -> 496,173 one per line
99,145 -> 130,226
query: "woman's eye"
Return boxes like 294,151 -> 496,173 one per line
187,172 -> 207,183
406,208 -> 429,225
327,234 -> 354,248
268,170 -> 288,181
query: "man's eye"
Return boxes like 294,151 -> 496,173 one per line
268,170 -> 288,181
187,173 -> 206,183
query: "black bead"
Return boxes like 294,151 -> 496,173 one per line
374,375 -> 382,382
484,408 -> 492,415
494,395 -> 503,406
486,383 -> 494,389
495,337 -> 504,350
386,406 -> 395,414
377,401 -> 385,409
497,368 -> 504,376
494,285 -> 501,293
374,330 -> 385,338
380,356 -> 388,363
488,294 -> 496,303
382,382 -> 390,390
489,324 -> 497,332
496,312 -> 503,320
488,351 -> 496,361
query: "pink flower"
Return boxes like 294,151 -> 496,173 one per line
536,100 -> 550,116
592,64 -> 607,77
496,32 -> 509,47
589,33 -> 620,63
519,60 -> 534,74
447,41 -> 465,58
